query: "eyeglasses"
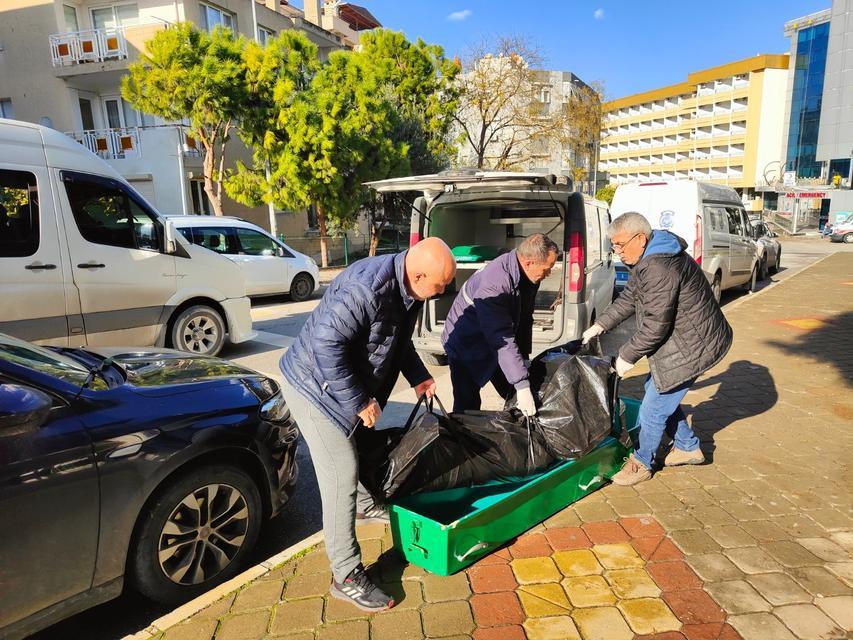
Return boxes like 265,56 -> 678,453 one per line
612,233 -> 641,251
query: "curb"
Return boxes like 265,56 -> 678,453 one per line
122,531 -> 325,639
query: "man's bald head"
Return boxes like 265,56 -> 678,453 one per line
404,237 -> 456,301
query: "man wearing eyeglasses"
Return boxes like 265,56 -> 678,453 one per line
581,212 -> 732,486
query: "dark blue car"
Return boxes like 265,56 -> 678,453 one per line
0,333 -> 299,639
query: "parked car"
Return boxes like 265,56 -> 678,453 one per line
169,216 -> 320,302
824,211 -> 851,238
749,219 -> 781,276
0,332 -> 299,639
829,220 -> 853,243
366,171 -> 615,364
0,118 -> 255,357
610,180 -> 761,301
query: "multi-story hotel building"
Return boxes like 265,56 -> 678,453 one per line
598,55 -> 789,210
0,0 -> 380,234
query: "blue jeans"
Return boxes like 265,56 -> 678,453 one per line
635,375 -> 700,470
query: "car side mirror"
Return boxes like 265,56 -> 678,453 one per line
163,219 -> 177,255
0,384 -> 52,437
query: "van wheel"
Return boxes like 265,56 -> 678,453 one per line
743,265 -> 759,294
770,250 -> 780,274
844,233 -> 853,244
171,305 -> 226,357
290,273 -> 314,302
129,465 -> 262,604
418,351 -> 448,366
711,273 -> 722,303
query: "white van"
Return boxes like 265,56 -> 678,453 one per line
167,215 -> 320,301
0,119 -> 255,356
367,171 -> 615,363
610,181 -> 760,300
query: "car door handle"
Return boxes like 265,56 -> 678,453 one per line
77,262 -> 106,269
25,262 -> 57,270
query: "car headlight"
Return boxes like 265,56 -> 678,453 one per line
261,391 -> 291,423
307,256 -> 317,268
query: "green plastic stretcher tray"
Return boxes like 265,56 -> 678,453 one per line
388,397 -> 641,575
451,245 -> 506,263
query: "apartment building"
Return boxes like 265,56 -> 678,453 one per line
599,55 -> 789,210
0,0 -> 379,235
455,65 -> 597,185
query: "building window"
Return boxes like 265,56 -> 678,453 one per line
258,25 -> 275,45
91,3 -> 139,30
0,98 -> 15,120
539,87 -> 551,104
200,2 -> 235,32
63,4 -> 79,31
190,180 -> 211,215
785,22 -> 830,179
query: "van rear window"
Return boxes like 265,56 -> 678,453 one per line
0,169 -> 39,258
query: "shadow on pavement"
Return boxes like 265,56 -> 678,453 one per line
682,360 -> 777,462
767,310 -> 853,388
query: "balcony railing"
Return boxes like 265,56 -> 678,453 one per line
50,27 -> 128,67
66,127 -> 140,159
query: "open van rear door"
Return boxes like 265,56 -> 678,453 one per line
365,171 -> 554,196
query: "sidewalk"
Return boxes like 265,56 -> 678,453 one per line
147,253 -> 853,640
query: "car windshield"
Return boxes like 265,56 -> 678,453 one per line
0,333 -> 105,389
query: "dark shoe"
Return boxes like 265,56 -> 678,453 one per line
611,454 -> 652,486
330,564 -> 395,612
356,505 -> 390,524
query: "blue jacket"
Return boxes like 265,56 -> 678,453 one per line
280,252 -> 431,436
441,250 -> 536,388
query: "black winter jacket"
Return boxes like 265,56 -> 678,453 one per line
280,252 -> 431,436
597,231 -> 732,392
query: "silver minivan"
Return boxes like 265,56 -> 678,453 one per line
367,171 -> 615,363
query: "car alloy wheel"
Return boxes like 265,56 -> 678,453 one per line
158,483 -> 249,585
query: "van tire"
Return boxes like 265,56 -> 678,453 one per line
770,250 -> 780,274
711,273 -> 722,303
418,351 -> 448,367
759,258 -> 769,282
743,265 -> 759,294
290,273 -> 314,302
170,305 -> 226,357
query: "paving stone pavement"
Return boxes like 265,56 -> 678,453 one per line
154,253 -> 852,639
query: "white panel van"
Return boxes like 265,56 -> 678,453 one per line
610,180 -> 760,300
0,119 -> 255,356
367,171 -> 615,363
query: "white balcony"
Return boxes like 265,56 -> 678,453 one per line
50,28 -> 127,67
67,127 -> 140,159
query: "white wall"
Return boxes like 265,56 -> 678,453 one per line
754,68 -> 788,186
816,0 -> 853,163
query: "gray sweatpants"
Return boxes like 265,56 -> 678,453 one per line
280,377 -> 375,582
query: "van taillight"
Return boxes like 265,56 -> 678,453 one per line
568,231 -> 584,292
693,215 -> 702,265
409,232 -> 421,247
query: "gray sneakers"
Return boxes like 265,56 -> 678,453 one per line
665,448 -> 705,467
330,564 -> 394,612
611,454 -> 652,486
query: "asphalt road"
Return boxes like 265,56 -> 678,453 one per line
31,235 -> 849,640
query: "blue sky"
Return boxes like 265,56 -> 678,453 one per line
291,0 -> 829,99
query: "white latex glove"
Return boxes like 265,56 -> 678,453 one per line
582,323 -> 604,345
615,356 -> 635,378
516,386 -> 538,417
